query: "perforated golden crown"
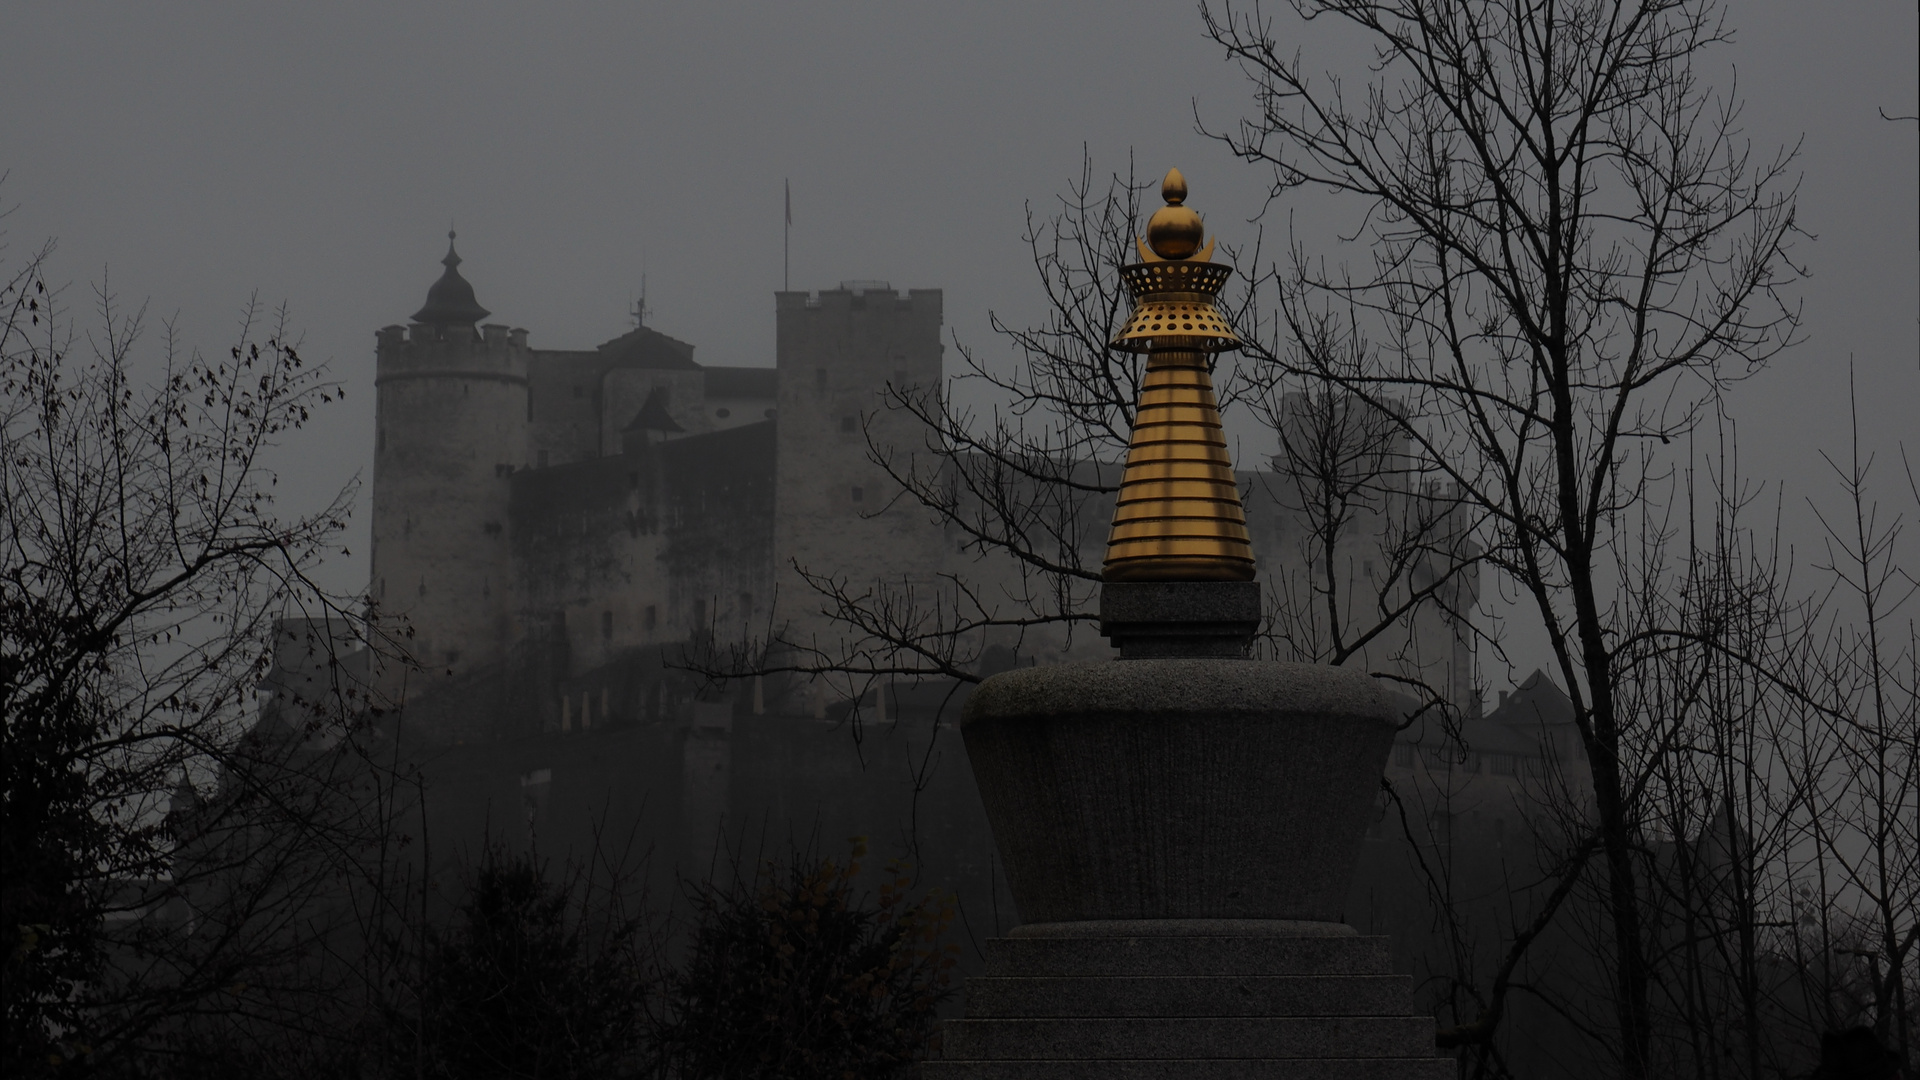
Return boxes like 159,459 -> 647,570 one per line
1102,169 -> 1255,583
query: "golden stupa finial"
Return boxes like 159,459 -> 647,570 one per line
1103,169 -> 1255,583
1162,167 -> 1187,203
1145,168 -> 1204,260
1134,168 -> 1217,265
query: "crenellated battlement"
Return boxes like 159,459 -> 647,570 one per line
776,284 -> 942,316
375,321 -> 531,386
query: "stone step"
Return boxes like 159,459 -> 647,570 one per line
983,935 -> 1395,978
941,1016 -> 1437,1061
923,1060 -> 1453,1080
963,973 -> 1418,1018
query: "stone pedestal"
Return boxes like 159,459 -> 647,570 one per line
940,636 -> 1448,1075
960,660 -> 1396,923
926,921 -> 1448,1078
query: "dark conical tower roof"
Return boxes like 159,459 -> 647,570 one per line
623,385 -> 685,434
411,231 -> 491,326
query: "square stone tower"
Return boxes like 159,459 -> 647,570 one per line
770,283 -> 944,703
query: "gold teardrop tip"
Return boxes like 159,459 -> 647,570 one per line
1162,168 -> 1187,206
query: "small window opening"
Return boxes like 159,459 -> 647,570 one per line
739,591 -> 753,616
716,407 -> 731,418
841,416 -> 857,434
851,486 -> 865,503
816,368 -> 828,389
601,610 -> 613,640
644,605 -> 658,630
572,384 -> 583,398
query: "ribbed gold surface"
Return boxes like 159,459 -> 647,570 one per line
1102,349 -> 1255,582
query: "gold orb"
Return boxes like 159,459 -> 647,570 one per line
1146,167 -> 1204,260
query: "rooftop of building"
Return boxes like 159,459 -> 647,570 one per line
1401,668 -> 1579,757
1486,669 -> 1575,729
590,325 -> 699,369
411,232 -> 492,327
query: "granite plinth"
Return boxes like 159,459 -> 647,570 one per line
961,660 -> 1398,924
962,974 -> 1418,1019
1098,580 -> 1261,658
942,1016 -> 1436,1059
930,927 -> 1450,1079
943,647 -> 1442,1076
923,1061 -> 1452,1079
981,927 -> 1391,979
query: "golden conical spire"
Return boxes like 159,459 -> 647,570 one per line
1103,169 -> 1254,583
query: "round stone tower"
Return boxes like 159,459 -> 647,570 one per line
370,233 -> 528,697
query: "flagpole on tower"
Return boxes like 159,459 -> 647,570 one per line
783,178 -> 791,292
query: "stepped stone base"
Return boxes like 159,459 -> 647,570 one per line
928,922 -> 1450,1079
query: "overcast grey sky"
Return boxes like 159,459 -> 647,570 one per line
5,1 -> 1915,679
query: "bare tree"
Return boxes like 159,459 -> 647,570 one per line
1198,0 -> 1802,1073
1777,385 -> 1917,1067
0,235 -> 395,1074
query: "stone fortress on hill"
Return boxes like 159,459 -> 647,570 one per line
366,232 -> 952,740
278,232 -> 1589,884
365,234 -> 1495,735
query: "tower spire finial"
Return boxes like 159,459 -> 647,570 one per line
413,228 -> 489,326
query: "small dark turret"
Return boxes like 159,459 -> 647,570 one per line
411,230 -> 492,326
625,386 -> 685,435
